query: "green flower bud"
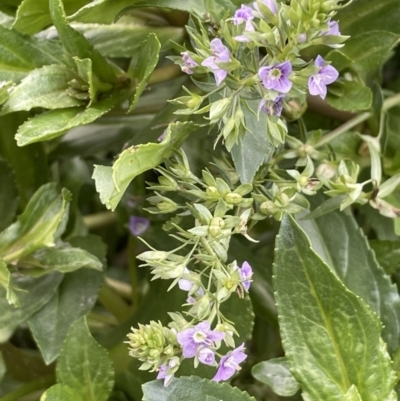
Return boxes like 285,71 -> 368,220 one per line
298,176 -> 309,187
209,98 -> 232,121
127,321 -> 176,369
158,176 -> 178,190
260,200 -> 277,215
157,200 -> 178,213
298,144 -> 314,158
208,217 -> 225,237
206,186 -> 220,199
224,192 -> 243,204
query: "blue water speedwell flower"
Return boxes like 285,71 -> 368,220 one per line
129,216 -> 150,236
253,0 -> 277,15
239,261 -> 253,291
181,52 -> 198,75
327,20 -> 340,36
232,4 -> 255,42
157,357 -> 179,386
308,55 -> 339,99
213,343 -> 247,382
201,39 -> 231,86
259,95 -> 284,117
259,61 -> 292,93
198,347 -> 216,365
177,321 -> 225,358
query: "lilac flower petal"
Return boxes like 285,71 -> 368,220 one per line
198,348 -> 215,365
253,0 -> 277,15
328,20 -> 340,36
213,343 -> 247,382
157,364 -> 167,379
207,330 -> 226,342
177,328 -> 195,345
274,77 -> 292,93
239,261 -> 253,291
308,76 -> 327,99
233,4 -> 254,24
210,39 -> 230,62
129,216 -> 150,236
214,69 -> 228,86
320,65 -> 339,84
259,61 -> 292,93
278,60 -> 292,76
179,278 -> 194,291
201,57 -> 218,69
196,321 -> 211,332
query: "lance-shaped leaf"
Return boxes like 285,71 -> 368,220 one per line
298,201 -> 400,354
0,65 -> 84,115
127,33 -> 160,113
15,91 -> 121,146
40,384 -> 83,401
0,159 -> 18,231
49,0 -> 116,84
231,100 -> 273,184
13,0 -> 88,35
326,31 -> 399,74
0,183 -> 71,263
142,376 -> 255,401
28,235 -> 105,364
56,316 -> 115,401
0,24 -> 65,82
93,121 -> 198,211
0,272 -> 63,331
274,215 -> 397,401
252,357 -> 299,397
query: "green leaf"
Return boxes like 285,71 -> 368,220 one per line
127,33 -> 160,113
0,272 -> 63,331
337,0 -> 400,36
56,316 -> 115,401
40,384 -> 83,401
20,245 -> 102,275
300,195 -> 344,220
13,0 -> 89,35
326,31 -> 399,74
71,22 -> 184,58
0,24 -> 66,83
274,215 -> 397,401
231,100 -> 273,184
0,352 -> 5,384
251,357 -> 300,397
0,159 -> 18,232
15,91 -> 121,146
370,240 -> 400,275
298,201 -> 400,354
142,376 -> 256,401
49,0 -> 116,84
0,259 -> 19,306
0,183 -> 71,263
93,121 -> 199,211
326,81 -> 372,112
1,65 -> 83,115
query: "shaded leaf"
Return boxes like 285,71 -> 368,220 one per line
56,316 -> 115,401
274,215 -> 397,400
127,33 -> 160,113
15,91 -> 121,146
231,100 -> 273,184
0,183 -> 71,263
370,240 -> 400,275
0,24 -> 65,83
40,384 -> 83,401
142,376 -> 255,401
298,200 -> 400,354
0,352 -> 5,384
326,81 -> 372,112
0,159 -> 18,231
14,0 -> 89,35
251,357 -> 299,397
49,0 -> 116,84
326,31 -> 399,74
93,121 -> 199,211
1,65 -> 83,115
0,272 -> 63,331
0,259 -> 18,306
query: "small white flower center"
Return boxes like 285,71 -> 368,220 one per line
193,331 -> 207,343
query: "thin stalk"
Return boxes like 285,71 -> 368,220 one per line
148,64 -> 182,85
0,375 -> 55,401
83,211 -> 117,230
128,236 -> 140,312
98,283 -> 131,323
316,92 -> 400,148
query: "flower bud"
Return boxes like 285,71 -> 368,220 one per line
298,175 -> 309,187
208,217 -> 225,237
260,200 -> 277,215
298,144 -> 314,158
209,98 -> 232,121
224,192 -> 243,204
157,200 -> 178,213
206,186 -> 220,199
158,176 -> 178,190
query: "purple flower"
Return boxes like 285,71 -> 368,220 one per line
326,20 -> 340,36
129,216 -> 150,236
259,61 -> 292,93
198,347 -> 216,365
233,4 -> 254,32
177,321 -> 225,358
239,261 -> 253,291
201,39 -> 231,86
213,343 -> 247,382
253,0 -> 277,15
308,55 -> 339,99
259,95 -> 284,117
157,358 -> 178,386
181,51 -> 198,75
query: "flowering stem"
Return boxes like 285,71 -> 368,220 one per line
316,92 -> 400,148
0,374 -> 55,401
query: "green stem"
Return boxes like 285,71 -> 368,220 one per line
105,277 -> 132,300
83,211 -> 117,230
148,64 -> 182,85
98,283 -> 131,323
128,236 -> 140,311
316,92 -> 400,148
0,374 -> 55,401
